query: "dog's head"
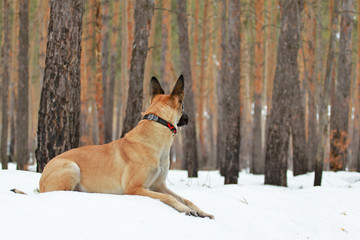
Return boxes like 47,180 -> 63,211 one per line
147,75 -> 188,127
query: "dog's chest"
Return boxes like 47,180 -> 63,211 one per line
158,147 -> 170,170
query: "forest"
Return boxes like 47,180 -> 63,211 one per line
0,0 -> 360,187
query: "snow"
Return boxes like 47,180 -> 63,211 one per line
1,163 -> 360,240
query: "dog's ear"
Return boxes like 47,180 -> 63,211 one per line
170,75 -> 184,100
150,76 -> 164,100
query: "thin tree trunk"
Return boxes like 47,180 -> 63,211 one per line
218,0 -> 227,176
36,0 -> 84,172
224,0 -> 241,184
265,0 -> 304,186
357,0 -> 360,172
251,0 -> 265,174
314,0 -> 340,186
191,0 -> 200,94
143,0 -> 158,110
102,0 -> 113,143
305,0 -> 318,171
329,0 -> 354,171
95,0 -> 105,144
176,0 -> 199,177
160,0 -> 172,92
198,0 -> 209,167
16,0 -> 29,170
266,0 -> 279,114
1,0 -> 10,169
9,0 -> 19,164
108,0 -> 121,142
116,0 -> 128,138
121,0 -> 154,137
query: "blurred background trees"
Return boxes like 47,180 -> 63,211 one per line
1,0 -> 360,186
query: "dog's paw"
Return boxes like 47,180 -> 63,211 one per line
198,212 -> 215,220
185,209 -> 199,217
184,209 -> 215,219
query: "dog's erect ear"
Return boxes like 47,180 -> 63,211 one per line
170,75 -> 184,100
150,76 -> 164,100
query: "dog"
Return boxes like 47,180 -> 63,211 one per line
39,75 -> 214,219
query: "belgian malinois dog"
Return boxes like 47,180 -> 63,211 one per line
39,75 -> 214,219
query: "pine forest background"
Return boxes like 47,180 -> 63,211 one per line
1,0 -> 360,186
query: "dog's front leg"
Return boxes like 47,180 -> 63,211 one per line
152,184 -> 214,219
125,187 -> 199,217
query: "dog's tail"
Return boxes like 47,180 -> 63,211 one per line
11,189 -> 27,194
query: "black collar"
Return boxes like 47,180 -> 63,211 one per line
143,114 -> 177,135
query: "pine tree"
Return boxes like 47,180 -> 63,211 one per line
1,0 -> 10,169
265,0 -> 305,186
16,0 -> 30,170
176,0 -> 199,177
121,0 -> 154,137
36,0 -> 84,172
224,0 -> 241,184
329,0 -> 354,171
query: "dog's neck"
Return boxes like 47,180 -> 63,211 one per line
143,114 -> 177,135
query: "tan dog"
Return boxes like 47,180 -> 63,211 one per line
39,75 -> 214,219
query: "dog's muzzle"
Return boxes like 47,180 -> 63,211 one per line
177,112 -> 188,127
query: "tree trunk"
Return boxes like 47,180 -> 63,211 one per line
102,0 -> 113,143
95,0 -> 105,144
16,0 -> 30,170
265,0 -> 304,186
198,0 -> 209,167
314,0 -> 340,186
160,0 -> 172,92
143,0 -> 158,110
176,0 -> 199,177
36,0 -> 84,172
357,0 -> 360,172
121,0 -> 154,137
251,0 -> 265,174
305,0 -> 318,171
224,0 -> 241,184
1,0 -> 10,169
107,0 -> 121,143
329,0 -> 354,171
218,0 -> 228,176
191,0 -> 200,93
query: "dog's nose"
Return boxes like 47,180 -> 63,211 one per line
177,112 -> 188,127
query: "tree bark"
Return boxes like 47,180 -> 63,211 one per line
16,0 -> 30,170
198,0 -> 209,167
265,0 -> 304,186
176,0 -> 199,177
357,0 -> 360,172
305,0 -> 318,171
101,0 -> 113,143
224,0 -> 241,184
95,0 -> 105,144
314,0 -> 340,186
121,0 -> 154,137
1,0 -> 10,169
191,0 -> 200,93
329,0 -> 354,171
160,0 -> 172,92
36,0 -> 84,172
251,0 -> 265,174
218,0 -> 228,176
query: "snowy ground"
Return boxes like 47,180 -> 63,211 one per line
1,163 -> 360,240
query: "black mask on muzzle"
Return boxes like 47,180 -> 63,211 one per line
177,112 -> 189,127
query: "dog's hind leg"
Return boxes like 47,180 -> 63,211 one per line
39,159 -> 81,193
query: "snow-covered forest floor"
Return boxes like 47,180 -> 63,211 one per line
1,163 -> 359,240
